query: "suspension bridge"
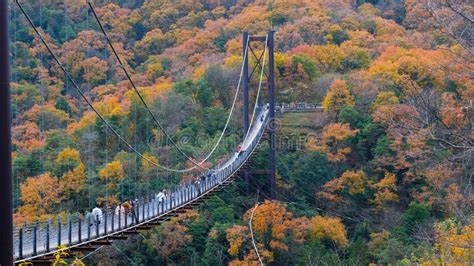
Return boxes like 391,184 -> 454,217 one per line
14,107 -> 270,264
1,1 -> 280,264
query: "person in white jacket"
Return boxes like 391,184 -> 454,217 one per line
156,190 -> 165,203
92,204 -> 103,225
115,204 -> 125,216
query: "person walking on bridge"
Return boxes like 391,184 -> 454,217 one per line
235,143 -> 244,157
121,200 -> 131,225
131,199 -> 139,224
85,208 -> 94,227
92,204 -> 103,225
194,178 -> 201,196
115,203 -> 125,218
156,190 -> 165,203
156,190 -> 165,211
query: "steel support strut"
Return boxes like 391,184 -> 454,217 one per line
0,0 -> 13,264
242,31 -> 276,199
267,31 -> 276,199
242,31 -> 250,136
242,31 -> 251,193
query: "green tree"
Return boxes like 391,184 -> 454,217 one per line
292,55 -> 318,81
54,97 -> 72,116
338,106 -> 365,128
342,47 -> 371,70
202,107 -> 227,135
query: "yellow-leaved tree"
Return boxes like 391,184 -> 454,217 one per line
310,215 -> 348,247
141,151 -> 158,180
312,44 -> 344,73
370,172 -> 399,212
371,91 -> 399,111
322,79 -> 355,113
429,217 -> 474,264
319,170 -> 372,202
55,148 -> 86,198
98,160 -> 125,205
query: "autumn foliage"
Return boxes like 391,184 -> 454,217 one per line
15,173 -> 61,224
9,0 -> 473,264
307,122 -> 358,163
226,201 -> 347,264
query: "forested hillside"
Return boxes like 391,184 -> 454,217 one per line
9,0 -> 473,264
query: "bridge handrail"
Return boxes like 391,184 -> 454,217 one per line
276,102 -> 322,113
14,108 -> 269,262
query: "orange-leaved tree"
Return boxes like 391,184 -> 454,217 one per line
14,173 -> 61,224
318,170 -> 372,202
144,211 -> 198,260
226,200 -> 348,264
226,201 -> 304,264
12,121 -> 45,152
307,122 -> 358,163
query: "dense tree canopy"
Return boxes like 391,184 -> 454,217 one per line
9,0 -> 472,264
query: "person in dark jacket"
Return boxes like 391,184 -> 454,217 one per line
130,199 -> 139,224
195,178 -> 201,195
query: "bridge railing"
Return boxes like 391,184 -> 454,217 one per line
276,102 -> 322,115
14,108 -> 269,262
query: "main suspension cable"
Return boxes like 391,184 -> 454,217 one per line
17,0 -> 251,173
87,1 -> 251,172
15,0 -> 183,172
213,36 -> 268,172
87,1 -> 207,171
87,1 -> 256,171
